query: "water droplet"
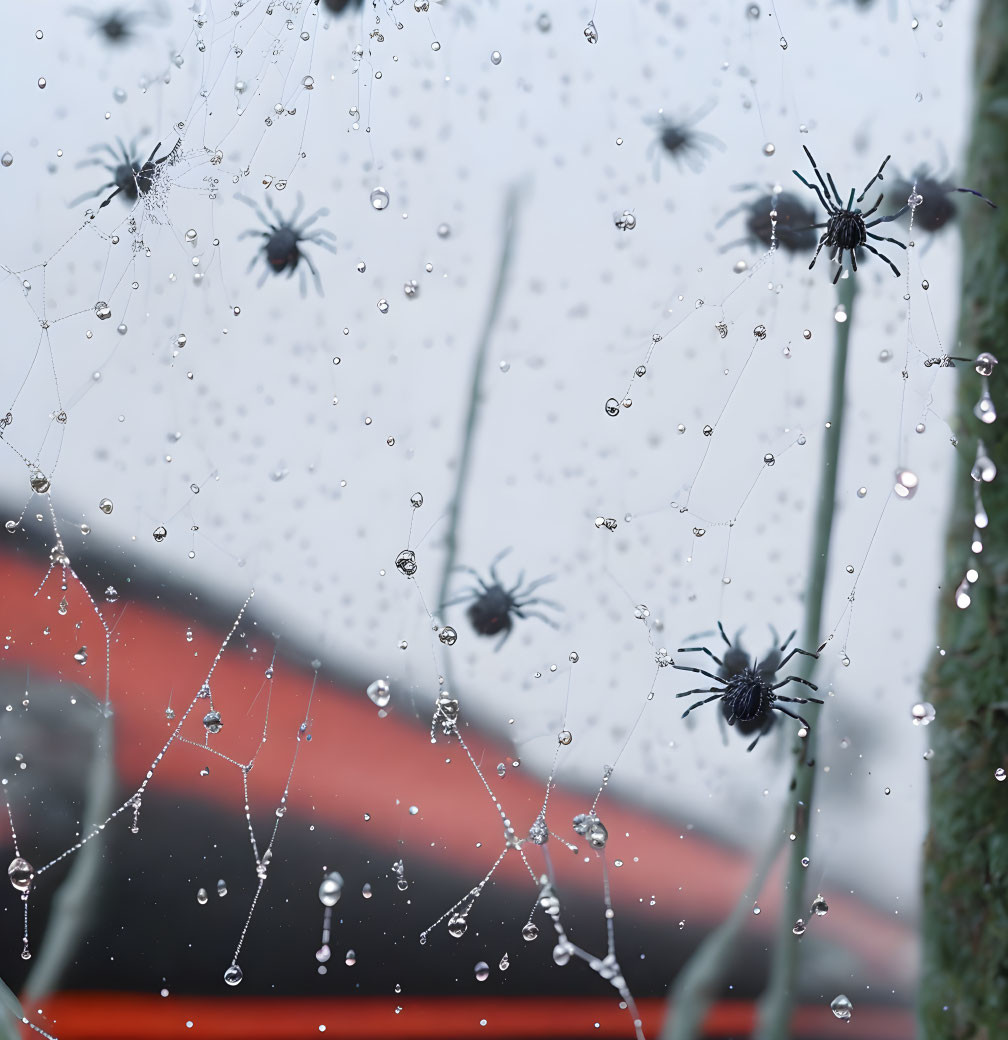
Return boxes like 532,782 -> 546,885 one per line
894,469 -> 918,499
319,871 -> 343,907
974,352 -> 998,377
203,710 -> 222,734
747,4 -> 760,17
315,945 -> 330,964
811,895 -> 829,916
0,153 -> 12,168
830,994 -> 853,1021
448,914 -> 468,939
377,298 -> 389,314
996,768 -> 1006,782
763,453 -> 775,467
604,397 -> 620,417
499,953 -> 509,970
73,646 -> 88,665
369,187 -> 390,211
911,702 -> 936,726
7,857 -> 32,894
436,223 -> 451,239
197,888 -> 208,905
792,918 -> 806,935
153,525 -> 168,542
857,487 -> 867,499
558,729 -> 572,746
345,949 -> 356,965
490,50 -> 502,65
583,19 -> 598,43
223,964 -> 243,987
763,142 -> 775,156
553,942 -> 572,966
395,549 -> 417,576
522,922 -> 538,941
99,497 -> 113,514
29,472 -> 50,494
217,879 -> 227,897
974,388 -> 997,424
438,626 -> 457,646
366,679 -> 391,708
474,960 -> 490,981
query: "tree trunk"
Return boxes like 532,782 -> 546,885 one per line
921,1 -> 1008,1035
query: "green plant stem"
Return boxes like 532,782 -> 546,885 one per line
660,807 -> 787,1040
23,713 -> 115,1003
435,186 -> 522,619
920,0 -> 1008,1033
754,274 -> 857,1040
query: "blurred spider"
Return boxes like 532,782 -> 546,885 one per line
644,106 -> 724,177
716,189 -> 820,255
69,137 -> 176,211
673,621 -> 825,751
236,193 -> 338,296
68,5 -> 165,45
890,165 -> 996,234
318,0 -> 365,12
793,145 -> 908,284
444,549 -> 561,650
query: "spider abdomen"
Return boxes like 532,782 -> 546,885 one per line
267,229 -> 301,272
829,211 -> 867,251
467,589 -> 514,636
723,671 -> 772,723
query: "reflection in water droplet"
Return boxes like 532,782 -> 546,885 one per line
224,964 -> 243,986
319,872 -> 344,906
830,994 -> 853,1020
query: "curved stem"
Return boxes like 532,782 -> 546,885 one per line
754,274 -> 856,1039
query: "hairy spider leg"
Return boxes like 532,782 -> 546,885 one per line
953,186 -> 997,208
772,704 -> 812,734
486,547 -> 515,586
513,593 -> 563,614
285,193 -> 307,231
807,230 -> 832,271
771,674 -> 818,692
860,241 -> 901,277
865,230 -> 908,250
859,194 -> 885,221
800,147 -> 840,209
441,586 -> 486,608
776,628 -> 796,653
69,181 -> 119,207
236,193 -> 277,231
237,228 -> 274,241
792,170 -> 835,215
512,574 -> 556,601
305,228 -> 339,254
680,693 -> 724,718
669,661 -> 724,684
511,605 -> 560,627
857,154 -> 892,204
716,621 -> 733,647
866,204 -> 911,228
775,642 -> 821,671
676,645 -> 726,668
773,692 -> 824,705
674,684 -> 724,699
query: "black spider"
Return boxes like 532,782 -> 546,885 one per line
69,137 -> 176,211
672,621 -> 825,751
68,6 -> 164,45
793,145 -> 909,284
645,106 -> 725,176
236,193 -> 338,296
444,549 -> 561,650
716,189 -> 820,255
889,166 -> 996,234
317,0 -> 365,13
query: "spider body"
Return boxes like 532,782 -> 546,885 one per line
890,167 -> 996,234
717,190 -> 819,254
793,145 -> 908,283
69,6 -> 164,45
70,138 -> 175,211
674,622 -> 825,751
644,106 -> 724,176
237,193 -> 337,295
319,0 -> 365,12
444,549 -> 561,649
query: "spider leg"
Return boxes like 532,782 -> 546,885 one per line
286,192 -> 307,231
75,156 -> 117,171
305,230 -> 338,255
807,232 -> 830,271
775,628 -> 794,653
850,248 -> 858,273
953,186 -> 997,208
714,201 -> 750,230
98,185 -> 125,210
511,607 -> 560,628
856,154 -> 892,204
300,247 -> 324,295
442,588 -> 483,608
487,548 -> 514,585
513,595 -> 563,613
825,172 -> 846,208
771,674 -> 819,692
513,574 -> 555,599
793,168 -> 834,215
716,621 -> 732,648
800,146 -> 840,209
298,265 -> 309,298
297,207 -> 331,233
716,709 -> 730,747
861,241 -> 901,277
494,627 -> 513,652
865,230 -> 908,250
256,266 -> 271,288
865,203 -> 910,226
676,646 -> 725,668
772,704 -> 813,735
236,193 -> 275,230
860,194 -> 884,220
675,686 -> 722,699
774,694 -> 825,705
68,182 -> 116,207
670,661 -> 724,684
746,715 -> 775,752
144,141 -> 163,165
832,258 -> 844,285
681,694 -> 724,719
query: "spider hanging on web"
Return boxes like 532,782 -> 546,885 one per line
317,0 -> 365,13
68,5 -> 167,45
236,193 -> 338,296
443,548 -> 562,649
644,104 -> 724,177
672,621 -> 826,751
793,145 -> 909,283
69,137 -> 177,211
716,188 -> 820,255
890,164 -> 996,235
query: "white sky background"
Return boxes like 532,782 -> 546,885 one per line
0,0 -> 980,978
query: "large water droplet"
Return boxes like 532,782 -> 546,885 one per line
474,960 -> 490,981
830,994 -> 853,1020
366,679 -> 391,708
319,871 -> 344,907
224,964 -> 243,986
911,702 -> 936,726
7,857 -> 32,894
369,187 -> 390,211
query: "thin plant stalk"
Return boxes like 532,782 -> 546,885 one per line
435,186 -> 523,619
754,273 -> 857,1039
23,713 -> 115,1003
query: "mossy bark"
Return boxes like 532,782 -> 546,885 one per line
920,1 -> 1008,1035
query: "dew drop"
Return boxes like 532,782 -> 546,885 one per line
830,995 -> 853,1021
369,187 -> 390,211
474,960 -> 490,981
319,871 -> 344,907
224,964 -> 243,987
366,679 -> 391,708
